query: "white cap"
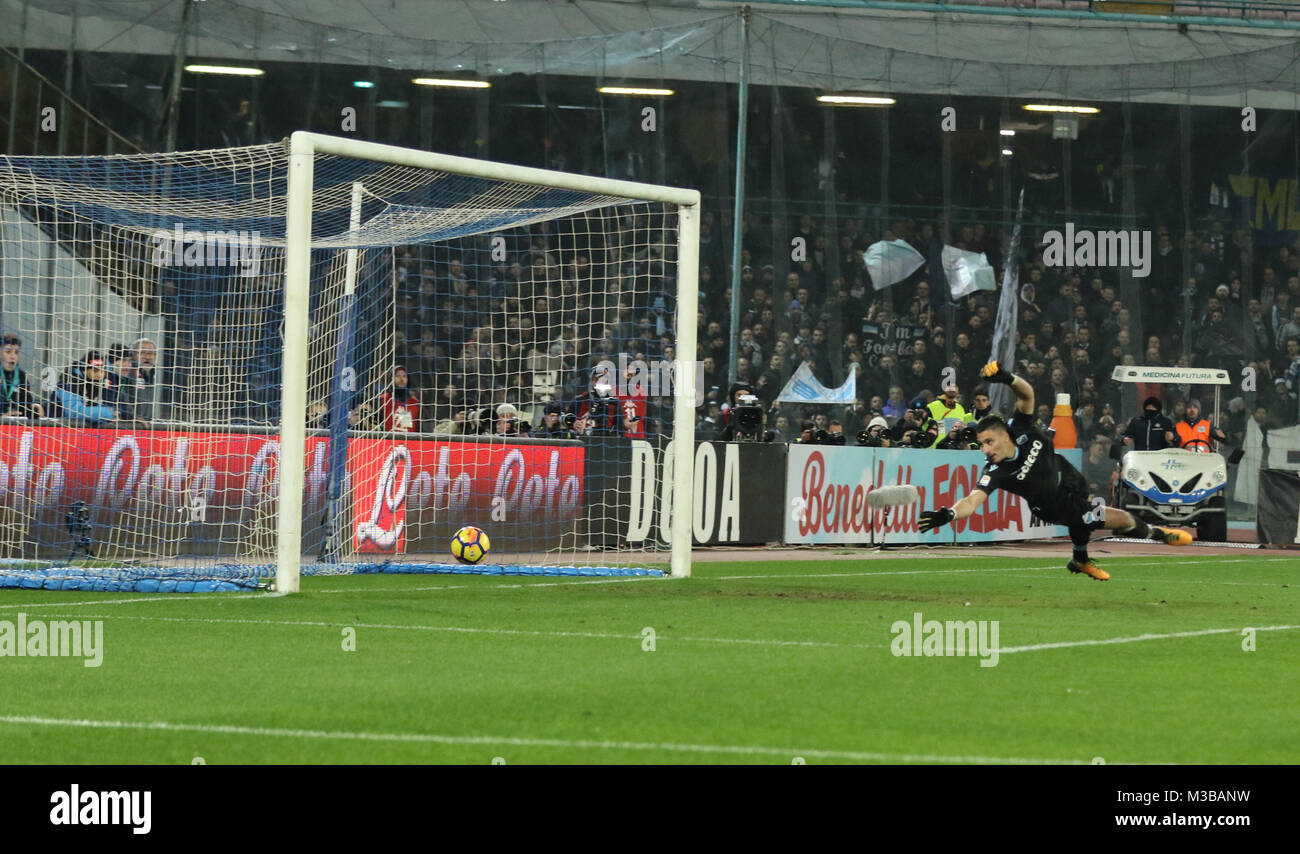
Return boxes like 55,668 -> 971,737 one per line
1055,393 -> 1071,408
496,403 -> 518,418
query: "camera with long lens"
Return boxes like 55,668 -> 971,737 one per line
732,393 -> 772,442
857,429 -> 883,447
586,395 -> 619,433
937,424 -> 978,450
900,428 -> 937,449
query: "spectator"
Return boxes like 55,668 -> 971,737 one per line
882,385 -> 907,422
222,99 -> 257,146
307,400 -> 330,429
1082,434 -> 1117,497
0,334 -> 44,418
904,358 -> 931,403
431,408 -> 469,436
1034,403 -> 1052,431
133,337 -> 164,420
349,401 -> 379,431
1278,309 -> 1300,354
50,351 -> 115,423
106,344 -> 139,423
1123,396 -> 1176,450
969,384 -> 993,420
380,366 -> 421,433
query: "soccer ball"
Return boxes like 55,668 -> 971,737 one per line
450,525 -> 490,564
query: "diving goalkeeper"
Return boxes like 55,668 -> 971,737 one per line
917,361 -> 1192,580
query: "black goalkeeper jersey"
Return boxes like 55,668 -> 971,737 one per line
976,410 -> 1088,523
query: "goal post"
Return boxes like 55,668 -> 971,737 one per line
0,132 -> 700,593
278,132 -> 700,593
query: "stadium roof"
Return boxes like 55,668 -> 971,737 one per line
6,0 -> 1300,107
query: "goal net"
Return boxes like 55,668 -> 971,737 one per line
0,132 -> 699,592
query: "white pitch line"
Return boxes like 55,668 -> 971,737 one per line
998,624 -> 1300,655
42,613 -> 1300,657
1,554 -> 1290,607
36,613 -> 880,650
1114,578 -> 1293,588
0,591 -> 272,611
0,714 -> 1101,765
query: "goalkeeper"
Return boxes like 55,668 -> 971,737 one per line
917,361 -> 1192,580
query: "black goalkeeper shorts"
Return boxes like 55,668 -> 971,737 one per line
1031,474 -> 1106,531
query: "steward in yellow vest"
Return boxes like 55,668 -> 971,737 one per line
927,386 -> 973,440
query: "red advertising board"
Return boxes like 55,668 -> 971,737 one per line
0,423 -> 584,558
347,437 -> 585,555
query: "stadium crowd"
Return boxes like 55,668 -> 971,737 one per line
375,209 -> 1300,457
5,212 -> 1298,461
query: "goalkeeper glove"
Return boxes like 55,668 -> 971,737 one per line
918,507 -> 955,533
982,360 -> 1015,386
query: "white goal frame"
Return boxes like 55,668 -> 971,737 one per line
277,131 -> 701,593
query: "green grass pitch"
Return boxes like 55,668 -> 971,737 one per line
0,552 -> 1296,764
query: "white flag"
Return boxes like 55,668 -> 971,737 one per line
777,361 -> 857,404
942,245 -> 997,300
988,191 -> 1025,416
863,239 -> 925,291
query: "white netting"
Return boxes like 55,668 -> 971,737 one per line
0,141 -> 687,587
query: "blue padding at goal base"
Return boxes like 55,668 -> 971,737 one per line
0,567 -> 265,593
0,563 -> 664,593
337,563 -> 665,578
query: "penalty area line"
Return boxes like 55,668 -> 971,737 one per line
36,613 -> 881,650
0,591 -> 273,611
0,714 -> 1105,765
998,624 -> 1300,655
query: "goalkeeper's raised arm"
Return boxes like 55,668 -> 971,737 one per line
980,360 -> 1035,416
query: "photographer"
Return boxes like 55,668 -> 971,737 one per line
857,415 -> 893,448
795,417 -> 847,446
718,387 -> 773,442
935,421 -> 980,451
494,403 -> 532,437
890,402 -> 938,447
569,366 -> 624,436
717,382 -> 764,441
535,401 -> 579,439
